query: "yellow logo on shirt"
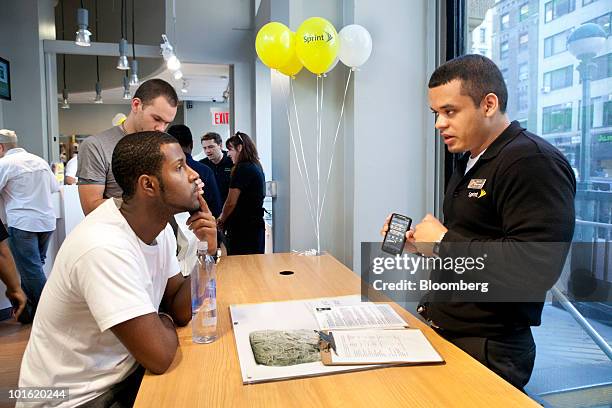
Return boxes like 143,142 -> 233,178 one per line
468,189 -> 487,199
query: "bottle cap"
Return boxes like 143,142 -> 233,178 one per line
197,241 -> 209,252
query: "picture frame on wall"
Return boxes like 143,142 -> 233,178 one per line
0,57 -> 11,101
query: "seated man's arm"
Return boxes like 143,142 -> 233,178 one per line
160,273 -> 192,327
76,138 -> 108,215
160,193 -> 218,326
110,312 -> 178,374
78,184 -> 107,215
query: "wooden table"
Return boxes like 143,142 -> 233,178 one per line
134,253 -> 539,407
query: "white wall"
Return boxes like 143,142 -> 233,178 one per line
349,0 -> 430,271
183,101 -> 230,158
0,0 -> 55,160
59,104 -> 131,136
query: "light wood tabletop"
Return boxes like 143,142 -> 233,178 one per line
134,253 -> 540,408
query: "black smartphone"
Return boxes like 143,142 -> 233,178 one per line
381,213 -> 412,255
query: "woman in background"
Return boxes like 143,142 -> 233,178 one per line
217,132 -> 265,255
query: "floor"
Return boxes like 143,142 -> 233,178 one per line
0,320 -> 30,408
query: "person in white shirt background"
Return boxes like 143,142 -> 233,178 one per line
64,142 -> 79,185
0,129 -> 60,323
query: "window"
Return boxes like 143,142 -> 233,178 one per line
544,30 -> 570,57
588,97 -> 612,128
518,87 -> 529,111
543,66 -> 574,90
593,53 -> 612,81
500,41 -> 509,59
587,12 -> 612,36
480,28 -> 487,43
519,32 -> 529,52
519,63 -> 529,81
543,103 -> 573,133
501,68 -> 509,84
582,0 -> 598,5
604,100 -> 612,127
545,0 -> 576,23
519,3 -> 529,21
501,13 -> 510,30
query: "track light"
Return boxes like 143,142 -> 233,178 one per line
129,60 -> 139,86
75,8 -> 92,46
93,82 -> 103,104
61,89 -> 70,109
173,70 -> 183,80
122,76 -> 131,99
117,39 -> 130,70
161,34 -> 181,71
181,79 -> 189,93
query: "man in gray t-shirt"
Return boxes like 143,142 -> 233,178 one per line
77,79 -> 179,215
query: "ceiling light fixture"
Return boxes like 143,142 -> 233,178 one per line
128,0 -> 139,86
161,34 -> 181,72
59,0 -> 70,109
93,0 -> 103,104
181,79 -> 188,93
75,1 -> 92,46
117,0 -> 129,70
122,75 -> 131,99
173,70 -> 183,80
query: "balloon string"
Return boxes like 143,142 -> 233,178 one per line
284,78 -> 317,237
316,75 -> 324,255
318,68 -> 353,226
291,78 -> 316,223
315,75 -> 320,252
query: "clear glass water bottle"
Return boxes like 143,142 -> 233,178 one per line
191,241 -> 217,343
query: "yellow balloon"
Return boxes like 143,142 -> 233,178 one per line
278,33 -> 303,77
255,22 -> 293,69
295,17 -> 339,75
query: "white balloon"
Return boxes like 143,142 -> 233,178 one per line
338,24 -> 372,68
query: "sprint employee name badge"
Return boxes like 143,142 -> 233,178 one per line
468,179 -> 486,189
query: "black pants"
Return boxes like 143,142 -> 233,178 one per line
226,221 -> 265,255
79,365 -> 145,408
436,327 -> 536,391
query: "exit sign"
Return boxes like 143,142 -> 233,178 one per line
213,111 -> 229,125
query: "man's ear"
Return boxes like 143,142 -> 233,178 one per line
137,174 -> 159,197
482,93 -> 499,118
131,97 -> 142,114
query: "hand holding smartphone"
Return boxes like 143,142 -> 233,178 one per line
381,213 -> 412,255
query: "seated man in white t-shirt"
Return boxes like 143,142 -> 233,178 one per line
18,131 -> 217,407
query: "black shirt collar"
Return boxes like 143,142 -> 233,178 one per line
456,120 -> 523,170
480,120 -> 523,161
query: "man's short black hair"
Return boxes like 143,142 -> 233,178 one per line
133,79 -> 179,107
201,132 -> 222,145
166,124 -> 193,149
428,54 -> 508,113
112,131 -> 178,201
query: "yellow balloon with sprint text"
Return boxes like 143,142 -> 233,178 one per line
278,33 -> 303,77
295,17 -> 339,75
255,22 -> 293,69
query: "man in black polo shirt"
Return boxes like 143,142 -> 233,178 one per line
199,132 -> 233,204
394,55 -> 576,390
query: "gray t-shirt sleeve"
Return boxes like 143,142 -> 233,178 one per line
76,136 -> 107,185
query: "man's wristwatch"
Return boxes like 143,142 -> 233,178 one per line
432,232 -> 447,257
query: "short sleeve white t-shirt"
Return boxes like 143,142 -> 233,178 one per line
18,199 -> 180,407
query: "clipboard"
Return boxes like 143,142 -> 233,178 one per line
317,329 -> 446,366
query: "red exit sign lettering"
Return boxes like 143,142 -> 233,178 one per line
213,112 -> 229,125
